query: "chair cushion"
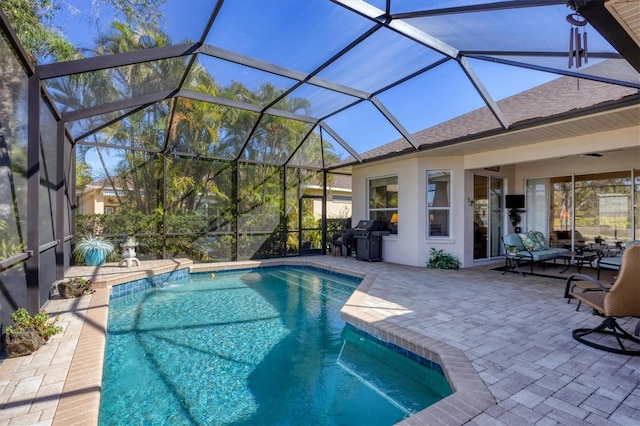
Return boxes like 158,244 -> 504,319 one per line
529,247 -> 569,261
530,231 -> 549,250
519,233 -> 541,251
599,255 -> 622,269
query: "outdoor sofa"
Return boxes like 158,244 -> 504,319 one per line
503,232 -> 570,274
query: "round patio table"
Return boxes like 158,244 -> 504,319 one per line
503,253 -> 525,277
558,252 -> 598,273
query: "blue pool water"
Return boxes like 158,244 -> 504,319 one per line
99,266 -> 452,425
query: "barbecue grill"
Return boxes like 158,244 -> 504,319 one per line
353,220 -> 390,262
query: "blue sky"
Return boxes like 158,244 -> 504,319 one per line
48,0 -> 615,169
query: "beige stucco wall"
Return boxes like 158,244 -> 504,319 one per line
78,188 -> 104,215
300,186 -> 352,220
352,125 -> 640,268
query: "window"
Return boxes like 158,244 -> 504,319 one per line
368,176 -> 398,234
526,170 -> 636,247
427,171 -> 450,237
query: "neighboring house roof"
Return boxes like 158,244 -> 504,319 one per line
329,174 -> 352,190
362,60 -> 639,160
78,179 -> 122,194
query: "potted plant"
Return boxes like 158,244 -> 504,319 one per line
4,308 -> 62,357
73,235 -> 115,266
509,209 -> 522,230
57,277 -> 94,298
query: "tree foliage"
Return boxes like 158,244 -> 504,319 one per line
2,0 -> 76,62
76,162 -> 92,192
2,0 -> 165,63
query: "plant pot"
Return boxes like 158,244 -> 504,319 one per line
84,249 -> 106,266
58,282 -> 88,298
5,329 -> 45,358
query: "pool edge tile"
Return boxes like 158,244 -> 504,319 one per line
52,288 -> 109,426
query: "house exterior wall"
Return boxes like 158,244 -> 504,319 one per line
305,186 -> 352,219
352,126 -> 640,268
326,191 -> 352,219
77,188 -> 104,215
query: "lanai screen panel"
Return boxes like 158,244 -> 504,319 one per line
320,130 -> 358,169
40,101 -> 58,246
0,32 -> 28,324
0,33 -> 29,262
168,98 -> 262,160
46,58 -> 187,113
38,0 -> 212,64
272,83 -> 360,121
68,107 -> 138,140
205,0 -> 376,73
237,163 -> 285,259
322,101 -> 410,155
185,54 -> 300,108
241,116 -> 314,165
405,5 -> 579,52
164,156 -> 236,262
77,101 -> 172,151
376,60 -> 490,136
24,0 -> 638,168
288,130 -> 324,170
316,26 -> 446,93
484,56 -> 640,85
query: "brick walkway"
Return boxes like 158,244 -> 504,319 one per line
0,257 -> 638,425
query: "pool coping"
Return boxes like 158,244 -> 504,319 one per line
338,266 -> 495,425
53,258 -> 493,425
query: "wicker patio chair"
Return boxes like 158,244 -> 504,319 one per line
565,245 -> 640,356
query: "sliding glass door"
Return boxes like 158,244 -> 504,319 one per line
526,170 -> 635,249
473,175 -> 503,260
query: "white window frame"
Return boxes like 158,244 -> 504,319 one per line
426,170 -> 451,238
367,175 -> 398,234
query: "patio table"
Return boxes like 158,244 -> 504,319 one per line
502,253 -> 525,277
558,251 -> 598,273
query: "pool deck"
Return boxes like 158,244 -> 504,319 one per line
1,256 -> 638,425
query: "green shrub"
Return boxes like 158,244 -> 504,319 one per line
5,308 -> 62,341
426,248 -> 460,270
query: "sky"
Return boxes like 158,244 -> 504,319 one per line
45,0 -> 619,173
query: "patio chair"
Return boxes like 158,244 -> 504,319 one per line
565,245 -> 640,356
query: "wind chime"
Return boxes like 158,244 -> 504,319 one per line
567,13 -> 588,69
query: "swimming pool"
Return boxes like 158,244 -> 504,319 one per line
99,266 -> 452,425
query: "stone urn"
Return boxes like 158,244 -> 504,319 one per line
5,329 -> 45,358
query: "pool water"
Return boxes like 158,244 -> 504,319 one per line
99,267 -> 452,425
